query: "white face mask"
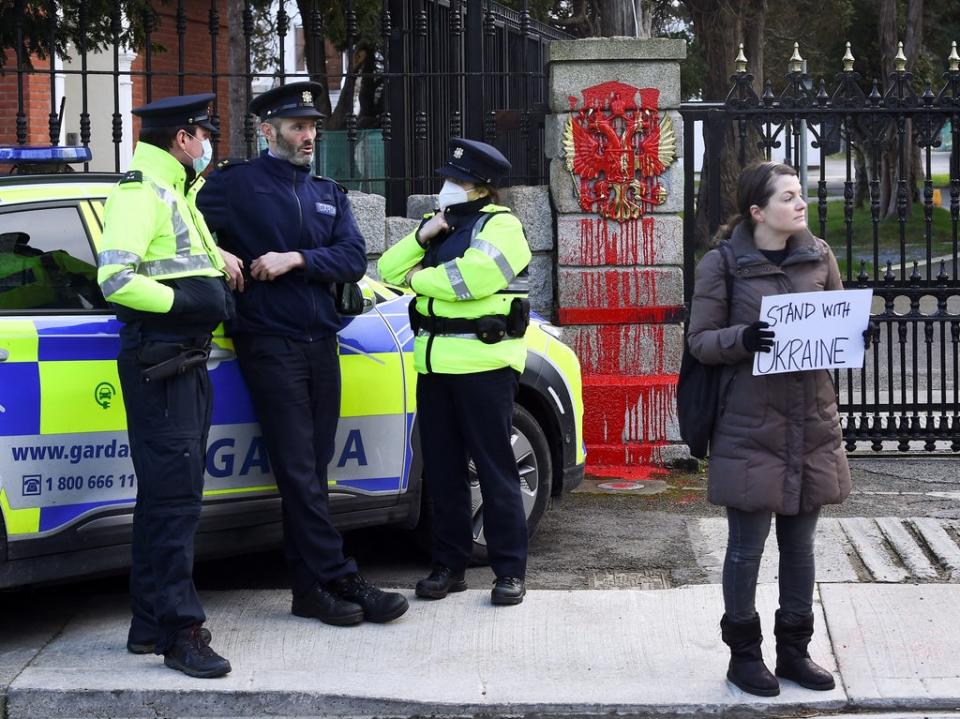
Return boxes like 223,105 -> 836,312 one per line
185,133 -> 213,174
437,180 -> 470,210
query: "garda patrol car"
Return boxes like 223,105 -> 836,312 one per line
0,147 -> 585,588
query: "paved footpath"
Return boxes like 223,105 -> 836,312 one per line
2,582 -> 959,718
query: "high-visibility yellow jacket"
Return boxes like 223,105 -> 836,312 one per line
378,203 -> 531,375
97,141 -> 225,313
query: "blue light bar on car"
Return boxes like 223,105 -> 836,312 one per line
0,146 -> 93,163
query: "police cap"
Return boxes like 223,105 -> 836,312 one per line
249,82 -> 325,121
132,93 -> 217,132
436,137 -> 511,185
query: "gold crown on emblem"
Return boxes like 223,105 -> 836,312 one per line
453,147 -> 464,159
301,90 -> 313,104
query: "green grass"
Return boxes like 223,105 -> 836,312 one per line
813,201 -> 958,277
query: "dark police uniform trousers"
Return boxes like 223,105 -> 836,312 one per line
234,333 -> 357,596
417,367 -> 527,579
117,325 -> 212,652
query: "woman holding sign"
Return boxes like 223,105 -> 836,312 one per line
687,162 -> 851,697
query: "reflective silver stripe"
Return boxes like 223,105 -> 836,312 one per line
472,238 -> 517,285
148,182 -> 192,256
97,249 -> 141,267
444,261 -> 472,300
503,275 -> 530,293
417,328 -> 475,340
99,268 -> 135,298
139,254 -> 215,277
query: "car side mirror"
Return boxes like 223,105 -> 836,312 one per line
360,281 -> 376,314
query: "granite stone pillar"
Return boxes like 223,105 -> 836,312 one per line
547,37 -> 688,477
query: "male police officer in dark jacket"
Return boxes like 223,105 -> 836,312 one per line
196,82 -> 408,626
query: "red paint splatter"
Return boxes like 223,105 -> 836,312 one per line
572,216 -> 659,267
558,306 -> 683,325
582,375 -> 679,446
570,268 -> 669,309
570,325 -> 670,375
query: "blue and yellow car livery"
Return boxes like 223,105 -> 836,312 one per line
0,171 -> 584,588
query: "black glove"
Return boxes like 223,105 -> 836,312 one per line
863,319 -> 879,349
742,320 -> 775,353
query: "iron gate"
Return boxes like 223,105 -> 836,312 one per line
2,0 -> 567,215
680,45 -> 960,452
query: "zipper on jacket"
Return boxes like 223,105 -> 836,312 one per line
291,169 -> 313,341
719,370 -> 736,416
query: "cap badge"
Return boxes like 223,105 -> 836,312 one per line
453,147 -> 464,159
301,90 -> 313,104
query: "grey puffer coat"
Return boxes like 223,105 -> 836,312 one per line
687,223 -> 852,515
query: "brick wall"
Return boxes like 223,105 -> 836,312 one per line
129,1 -> 232,147
0,50 -> 54,145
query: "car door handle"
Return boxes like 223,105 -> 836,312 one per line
0,347 -> 8,362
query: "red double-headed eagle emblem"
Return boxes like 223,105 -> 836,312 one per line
563,81 -> 676,220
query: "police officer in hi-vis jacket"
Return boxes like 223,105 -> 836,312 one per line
97,94 -> 234,678
378,138 -> 533,606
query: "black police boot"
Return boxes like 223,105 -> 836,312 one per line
162,625 -> 231,679
415,565 -> 468,599
328,573 -> 409,623
720,614 -> 780,697
774,610 -> 836,690
128,626 -> 210,655
491,576 -> 525,606
291,584 -> 365,626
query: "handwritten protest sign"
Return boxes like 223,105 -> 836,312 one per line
753,289 -> 873,376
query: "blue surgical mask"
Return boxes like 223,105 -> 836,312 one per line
186,133 -> 213,174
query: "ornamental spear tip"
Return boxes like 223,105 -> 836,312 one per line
843,42 -> 855,72
895,41 -> 907,72
949,41 -> 959,73
789,42 -> 804,74
735,42 -> 747,74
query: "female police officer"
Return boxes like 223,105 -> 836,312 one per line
378,138 -> 532,606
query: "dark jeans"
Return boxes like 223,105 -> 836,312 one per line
235,333 -> 356,596
722,507 -> 820,623
416,368 -> 527,579
118,335 -> 211,653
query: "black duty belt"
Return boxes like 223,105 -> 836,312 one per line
409,301 -> 529,345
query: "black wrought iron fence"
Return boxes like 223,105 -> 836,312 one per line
4,0 -> 567,215
680,42 -> 960,452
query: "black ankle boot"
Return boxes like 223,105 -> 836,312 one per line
720,614 -> 780,697
774,610 -> 836,690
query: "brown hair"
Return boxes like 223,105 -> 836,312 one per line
718,161 -> 798,239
